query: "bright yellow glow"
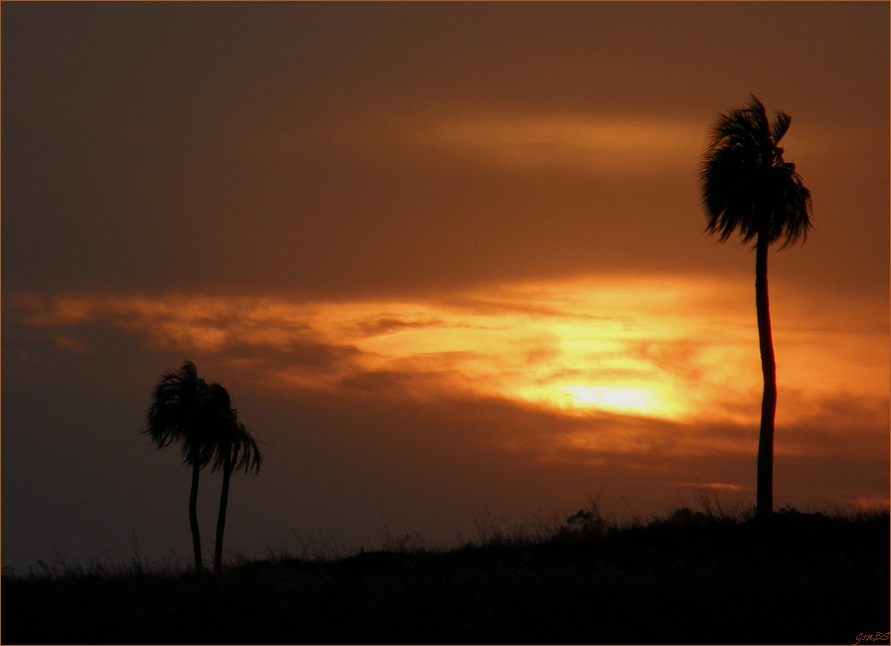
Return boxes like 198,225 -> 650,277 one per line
560,385 -> 661,415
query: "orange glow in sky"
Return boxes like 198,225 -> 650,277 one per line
17,274 -> 888,456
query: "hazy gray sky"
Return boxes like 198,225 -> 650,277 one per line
3,2 -> 888,573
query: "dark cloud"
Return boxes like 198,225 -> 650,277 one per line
3,2 -> 887,300
353,317 -> 445,337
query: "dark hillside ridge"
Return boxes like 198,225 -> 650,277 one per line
3,509 -> 888,644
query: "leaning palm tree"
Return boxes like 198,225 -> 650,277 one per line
203,384 -> 262,573
700,95 -> 812,516
145,360 -> 220,571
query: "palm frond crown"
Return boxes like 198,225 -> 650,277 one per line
700,95 -> 812,249
146,361 -> 262,473
210,412 -> 263,476
145,361 -> 206,457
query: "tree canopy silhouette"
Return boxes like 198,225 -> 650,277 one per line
145,361 -> 262,572
205,386 -> 261,573
700,95 -> 812,515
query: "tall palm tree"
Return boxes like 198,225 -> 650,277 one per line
145,361 -> 215,571
203,385 -> 262,573
700,96 -> 812,516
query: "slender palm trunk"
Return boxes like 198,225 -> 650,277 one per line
755,232 -> 777,516
189,461 -> 203,571
214,455 -> 232,573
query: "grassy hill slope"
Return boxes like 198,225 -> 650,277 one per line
3,508 -> 888,644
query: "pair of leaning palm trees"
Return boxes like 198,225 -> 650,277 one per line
145,96 -> 812,572
145,360 -> 262,573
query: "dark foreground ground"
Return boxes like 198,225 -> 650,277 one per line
3,508 -> 889,644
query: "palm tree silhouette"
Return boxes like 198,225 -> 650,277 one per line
146,361 -> 214,571
203,385 -> 262,573
700,96 -> 812,516
145,361 -> 262,572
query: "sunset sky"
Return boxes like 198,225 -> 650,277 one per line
3,2 -> 888,573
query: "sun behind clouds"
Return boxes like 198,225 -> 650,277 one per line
15,274 -> 887,437
554,384 -> 671,417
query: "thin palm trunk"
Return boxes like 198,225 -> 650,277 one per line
189,461 -> 203,572
214,455 -> 232,573
755,232 -> 777,516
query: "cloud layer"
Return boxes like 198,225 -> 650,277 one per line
11,273 -> 888,456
